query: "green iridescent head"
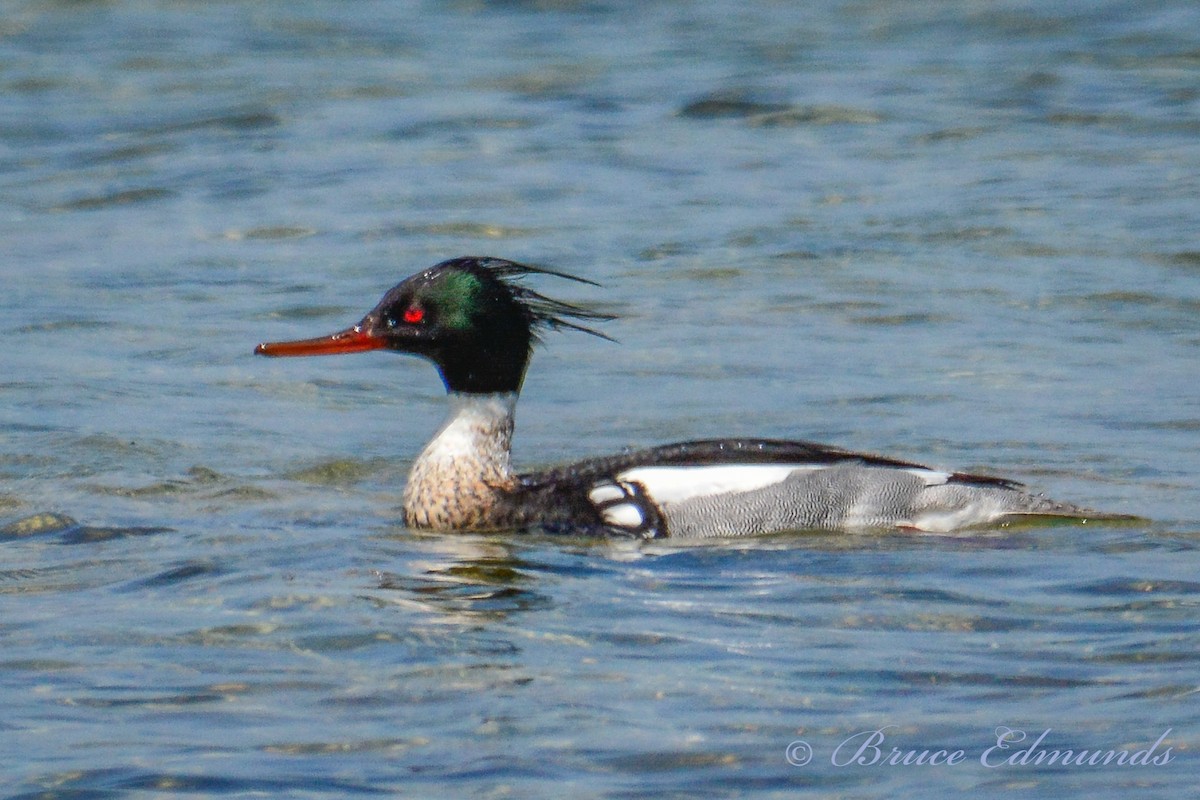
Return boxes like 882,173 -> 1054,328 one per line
256,257 -> 614,394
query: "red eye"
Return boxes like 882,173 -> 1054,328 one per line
402,306 -> 425,324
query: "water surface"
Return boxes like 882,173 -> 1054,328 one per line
2,1 -> 1198,796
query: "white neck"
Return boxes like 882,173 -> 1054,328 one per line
403,391 -> 520,529
415,391 -> 518,476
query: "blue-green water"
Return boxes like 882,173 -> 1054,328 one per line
3,1 -> 1198,796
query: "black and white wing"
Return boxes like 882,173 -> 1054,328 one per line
516,438 -> 1086,538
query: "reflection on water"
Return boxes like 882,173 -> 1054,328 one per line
373,534 -> 553,622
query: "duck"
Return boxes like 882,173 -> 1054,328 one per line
255,256 -> 1121,538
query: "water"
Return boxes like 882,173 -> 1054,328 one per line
2,0 -> 1198,796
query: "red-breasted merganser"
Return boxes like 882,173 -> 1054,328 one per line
255,257 -> 1121,538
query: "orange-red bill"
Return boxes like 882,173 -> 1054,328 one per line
254,327 -> 387,357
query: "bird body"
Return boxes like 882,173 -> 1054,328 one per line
256,257 -> 1123,538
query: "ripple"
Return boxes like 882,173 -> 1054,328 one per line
122,560 -> 225,590
149,109 -> 283,135
677,91 -> 790,119
222,225 -> 316,241
374,220 -> 539,239
1158,250 -> 1200,270
56,526 -> 174,545
262,736 -> 429,755
1,512 -> 78,538
851,311 -> 958,326
747,105 -> 885,126
7,768 -> 385,798
285,458 -> 385,486
51,187 -> 175,211
69,141 -> 177,167
84,465 -> 270,505
677,91 -> 881,125
390,115 -> 536,140
1063,577 -> 1200,596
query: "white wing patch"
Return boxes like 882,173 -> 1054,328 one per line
614,465 -> 817,506
599,502 -> 645,529
905,468 -> 951,486
587,483 -> 627,505
587,481 -> 653,533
